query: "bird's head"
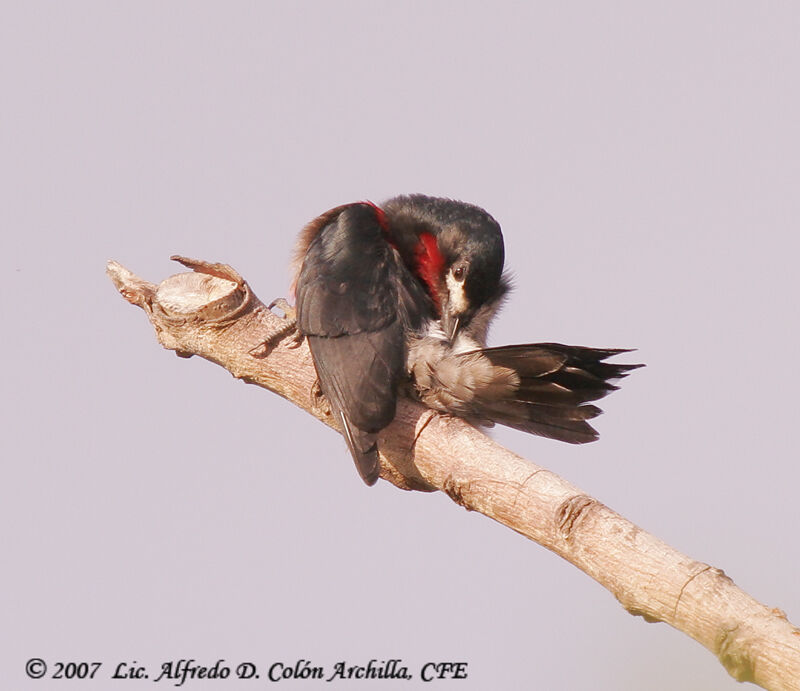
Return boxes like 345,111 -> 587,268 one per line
383,195 -> 508,342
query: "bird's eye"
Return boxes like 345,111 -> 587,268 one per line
452,265 -> 466,281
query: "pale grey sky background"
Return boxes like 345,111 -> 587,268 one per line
3,2 -> 799,689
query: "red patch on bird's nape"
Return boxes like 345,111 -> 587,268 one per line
363,200 -> 398,250
364,201 -> 388,231
414,232 -> 445,311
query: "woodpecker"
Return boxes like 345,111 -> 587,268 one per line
292,194 -> 641,485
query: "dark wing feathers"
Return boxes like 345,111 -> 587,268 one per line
297,210 -> 398,336
308,328 -> 403,431
296,204 -> 420,485
306,328 -> 403,484
460,343 -> 642,444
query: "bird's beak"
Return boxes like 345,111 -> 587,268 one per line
441,311 -> 460,342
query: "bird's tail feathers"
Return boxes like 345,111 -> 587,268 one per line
461,343 -> 642,444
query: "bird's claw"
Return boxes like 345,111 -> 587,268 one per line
250,297 -> 303,357
268,297 -> 296,322
311,379 -> 331,417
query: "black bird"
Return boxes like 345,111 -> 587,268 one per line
292,194 -> 641,485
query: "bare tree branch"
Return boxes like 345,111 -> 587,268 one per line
107,257 -> 800,691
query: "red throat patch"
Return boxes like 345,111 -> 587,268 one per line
414,232 -> 445,311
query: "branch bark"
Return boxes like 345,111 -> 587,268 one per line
107,256 -> 800,691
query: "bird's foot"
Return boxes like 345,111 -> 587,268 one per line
310,378 -> 331,418
250,298 -> 303,357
